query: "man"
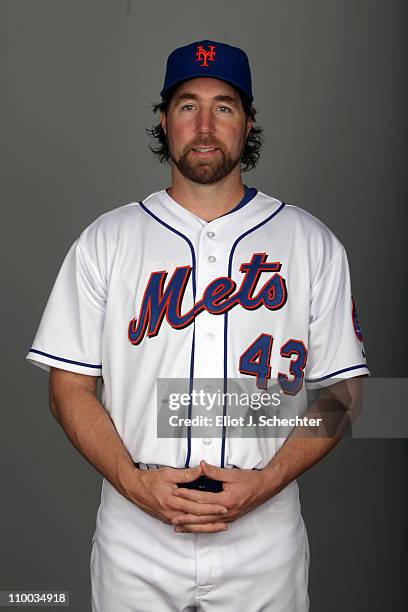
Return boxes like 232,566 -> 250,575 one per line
26,40 -> 369,611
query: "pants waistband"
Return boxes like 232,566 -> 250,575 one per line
134,462 -> 257,470
135,463 -> 169,470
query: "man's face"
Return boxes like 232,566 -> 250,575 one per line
160,78 -> 252,185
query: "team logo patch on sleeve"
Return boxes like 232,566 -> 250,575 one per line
352,296 -> 363,341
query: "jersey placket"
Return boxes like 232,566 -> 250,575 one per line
189,221 -> 229,466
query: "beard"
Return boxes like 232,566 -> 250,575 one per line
169,140 -> 244,185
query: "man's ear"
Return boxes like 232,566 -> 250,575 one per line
160,111 -> 167,135
246,116 -> 253,138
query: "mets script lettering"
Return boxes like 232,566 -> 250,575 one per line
128,253 -> 287,346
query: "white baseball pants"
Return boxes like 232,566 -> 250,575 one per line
91,477 -> 309,611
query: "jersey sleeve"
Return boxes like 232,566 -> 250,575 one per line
26,236 -> 106,376
305,246 -> 369,386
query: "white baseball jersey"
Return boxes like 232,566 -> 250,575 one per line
26,186 -> 368,469
26,186 -> 368,611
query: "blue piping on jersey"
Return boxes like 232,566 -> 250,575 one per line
221,202 -> 286,468
29,348 -> 102,369
139,200 -> 197,468
305,364 -> 369,383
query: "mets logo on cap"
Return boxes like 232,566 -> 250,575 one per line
195,44 -> 216,67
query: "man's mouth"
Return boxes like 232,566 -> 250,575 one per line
193,147 -> 217,153
190,147 -> 219,154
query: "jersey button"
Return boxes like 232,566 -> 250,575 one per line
204,332 -> 214,340
206,231 -> 216,239
202,438 -> 212,446
207,255 -> 217,263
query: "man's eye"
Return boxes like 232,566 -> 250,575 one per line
181,104 -> 195,111
218,106 -> 231,113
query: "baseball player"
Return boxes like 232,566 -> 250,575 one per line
26,40 -> 369,611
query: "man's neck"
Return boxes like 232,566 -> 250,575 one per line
166,173 -> 246,222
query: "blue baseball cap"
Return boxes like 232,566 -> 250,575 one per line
160,40 -> 253,103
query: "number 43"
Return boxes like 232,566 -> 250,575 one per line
239,333 -> 307,395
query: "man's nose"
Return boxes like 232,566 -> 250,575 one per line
195,108 -> 215,133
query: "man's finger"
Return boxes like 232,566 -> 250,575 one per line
171,497 -> 228,516
165,465 -> 202,483
175,522 -> 228,533
174,487 -> 229,505
171,513 -> 229,525
200,460 -> 235,481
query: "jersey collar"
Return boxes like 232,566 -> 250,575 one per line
162,184 -> 258,224
141,188 -> 285,246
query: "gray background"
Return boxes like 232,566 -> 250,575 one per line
1,0 -> 406,610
